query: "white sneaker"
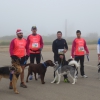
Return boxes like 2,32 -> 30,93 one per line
29,75 -> 33,80
82,75 -> 88,78
75,75 -> 78,79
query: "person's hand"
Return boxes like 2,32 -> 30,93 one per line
63,49 -> 67,53
11,55 -> 18,60
25,55 -> 29,61
85,52 -> 89,55
59,55 -> 64,59
71,56 -> 74,60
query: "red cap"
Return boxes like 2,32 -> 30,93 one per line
16,29 -> 23,34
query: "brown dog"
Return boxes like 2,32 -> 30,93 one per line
26,60 -> 54,84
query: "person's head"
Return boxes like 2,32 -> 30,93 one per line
57,31 -> 62,39
16,29 -> 23,39
31,26 -> 37,35
76,30 -> 81,38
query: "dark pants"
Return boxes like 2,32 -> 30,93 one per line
30,53 -> 41,75
74,55 -> 85,76
54,54 -> 67,79
30,53 -> 41,64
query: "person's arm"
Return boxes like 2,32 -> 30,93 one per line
97,39 -> 100,61
64,39 -> 68,50
71,39 -> 76,58
84,40 -> 89,54
40,35 -> 44,50
9,39 -> 15,56
97,39 -> 100,55
26,36 -> 30,56
52,40 -> 58,55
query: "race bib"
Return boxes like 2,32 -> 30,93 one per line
32,43 -> 39,48
58,49 -> 64,54
79,47 -> 84,51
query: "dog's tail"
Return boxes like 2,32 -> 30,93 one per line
68,60 -> 80,68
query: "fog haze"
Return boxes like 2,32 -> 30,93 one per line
0,0 -> 100,37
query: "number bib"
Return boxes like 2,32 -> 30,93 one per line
58,49 -> 64,54
32,43 -> 39,48
79,47 -> 84,51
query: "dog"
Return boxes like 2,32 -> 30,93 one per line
0,59 -> 22,94
97,63 -> 100,80
25,60 -> 54,84
51,59 -> 80,85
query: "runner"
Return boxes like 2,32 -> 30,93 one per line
26,26 -> 43,79
71,30 -> 89,78
52,31 -> 70,83
97,38 -> 100,62
9,29 -> 29,89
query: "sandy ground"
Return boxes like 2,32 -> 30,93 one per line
0,49 -> 100,100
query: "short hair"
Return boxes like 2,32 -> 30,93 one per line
76,30 -> 81,34
57,31 -> 62,34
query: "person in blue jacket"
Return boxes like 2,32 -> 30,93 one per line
97,38 -> 100,61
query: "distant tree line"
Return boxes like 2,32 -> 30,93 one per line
0,41 -> 97,46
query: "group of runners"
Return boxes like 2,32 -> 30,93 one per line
9,26 -> 100,89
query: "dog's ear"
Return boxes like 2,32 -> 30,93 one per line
48,60 -> 54,66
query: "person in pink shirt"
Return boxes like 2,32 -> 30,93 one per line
9,29 -> 29,89
71,30 -> 89,78
26,26 -> 43,79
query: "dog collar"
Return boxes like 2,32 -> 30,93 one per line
43,62 -> 47,68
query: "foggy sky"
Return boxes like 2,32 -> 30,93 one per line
0,0 -> 100,37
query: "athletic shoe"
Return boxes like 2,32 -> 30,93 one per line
20,82 -> 27,88
82,75 -> 88,78
29,75 -> 33,80
64,78 -> 70,83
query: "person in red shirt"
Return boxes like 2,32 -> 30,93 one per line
27,26 -> 43,79
71,30 -> 89,78
9,29 -> 29,89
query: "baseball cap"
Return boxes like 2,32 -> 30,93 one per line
16,29 -> 23,34
31,26 -> 37,30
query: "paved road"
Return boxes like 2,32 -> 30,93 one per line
0,50 -> 100,100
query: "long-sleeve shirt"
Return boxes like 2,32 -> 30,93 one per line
26,34 -> 44,55
97,38 -> 100,54
52,38 -> 68,55
71,38 -> 89,58
9,38 -> 29,57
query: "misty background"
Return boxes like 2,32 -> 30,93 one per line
0,0 -> 100,44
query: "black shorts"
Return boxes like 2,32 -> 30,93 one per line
11,55 -> 26,66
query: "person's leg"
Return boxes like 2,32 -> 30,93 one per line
36,53 -> 41,64
80,55 -> 87,77
36,53 -> 41,78
74,56 -> 80,76
62,55 -> 68,81
20,56 -> 27,88
54,55 -> 59,78
29,53 -> 35,80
